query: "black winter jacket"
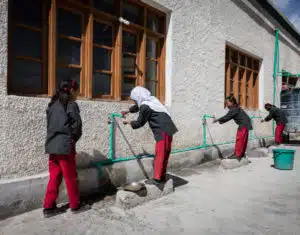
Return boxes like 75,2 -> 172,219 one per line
45,101 -> 82,155
129,104 -> 178,141
217,106 -> 253,131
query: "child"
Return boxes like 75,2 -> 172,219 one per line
122,86 -> 178,185
213,95 -> 252,160
261,103 -> 288,145
43,79 -> 90,218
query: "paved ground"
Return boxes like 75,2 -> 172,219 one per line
1,146 -> 300,235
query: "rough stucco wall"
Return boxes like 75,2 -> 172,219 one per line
1,0 -> 300,178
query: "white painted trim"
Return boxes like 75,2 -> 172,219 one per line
165,12 -> 172,107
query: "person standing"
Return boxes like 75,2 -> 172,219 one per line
43,79 -> 90,218
122,86 -> 178,185
213,95 -> 252,160
261,103 -> 288,145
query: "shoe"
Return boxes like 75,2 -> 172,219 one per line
71,202 -> 91,214
43,206 -> 66,218
226,155 -> 238,160
145,178 -> 163,186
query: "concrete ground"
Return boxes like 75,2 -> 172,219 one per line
1,146 -> 300,235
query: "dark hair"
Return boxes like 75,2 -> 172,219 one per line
225,95 -> 238,106
264,103 -> 273,110
48,79 -> 79,108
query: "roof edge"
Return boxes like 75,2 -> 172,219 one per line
256,0 -> 300,44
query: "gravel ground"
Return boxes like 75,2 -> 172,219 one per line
1,146 -> 300,235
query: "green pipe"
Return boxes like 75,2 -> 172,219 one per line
93,112 -> 274,176
109,113 -> 123,160
273,29 -> 279,136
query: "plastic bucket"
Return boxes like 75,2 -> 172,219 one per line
272,149 -> 295,170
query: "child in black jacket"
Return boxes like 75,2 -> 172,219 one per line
122,86 -> 178,185
43,79 -> 90,218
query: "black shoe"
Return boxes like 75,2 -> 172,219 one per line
43,206 -> 66,218
226,155 -> 238,160
71,202 -> 91,214
145,178 -> 162,186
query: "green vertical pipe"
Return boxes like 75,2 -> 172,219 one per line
272,29 -> 279,136
203,115 -> 207,147
109,113 -> 123,160
109,114 -> 114,160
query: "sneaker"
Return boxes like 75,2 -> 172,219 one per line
43,206 -> 66,218
71,202 -> 91,214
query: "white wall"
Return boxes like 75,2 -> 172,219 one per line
1,0 -> 300,178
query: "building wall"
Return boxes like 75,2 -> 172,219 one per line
1,0 -> 300,178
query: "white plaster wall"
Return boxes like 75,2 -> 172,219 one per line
1,0 -> 300,178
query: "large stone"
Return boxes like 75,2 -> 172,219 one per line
115,179 -> 174,209
221,158 -> 250,170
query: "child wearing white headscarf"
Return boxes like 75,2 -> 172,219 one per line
122,86 -> 178,185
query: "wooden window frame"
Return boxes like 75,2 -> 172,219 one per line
225,45 -> 260,109
8,0 -> 167,102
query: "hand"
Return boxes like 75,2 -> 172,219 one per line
121,111 -> 129,118
260,119 -> 265,123
122,119 -> 130,125
212,116 -> 217,124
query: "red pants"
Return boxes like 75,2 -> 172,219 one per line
154,132 -> 173,181
275,122 -> 285,144
235,127 -> 249,158
43,153 -> 80,209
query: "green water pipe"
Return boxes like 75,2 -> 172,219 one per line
273,28 -> 279,136
109,113 -> 123,160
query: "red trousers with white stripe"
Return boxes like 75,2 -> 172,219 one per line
154,132 -> 173,181
275,122 -> 285,144
43,152 -> 80,209
235,127 -> 249,159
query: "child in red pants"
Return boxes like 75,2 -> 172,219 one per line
122,86 -> 178,185
213,95 -> 252,160
43,79 -> 90,218
261,103 -> 288,145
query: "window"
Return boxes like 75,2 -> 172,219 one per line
225,46 -> 260,109
8,0 -> 166,102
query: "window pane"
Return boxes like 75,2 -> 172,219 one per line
225,47 -> 230,61
123,31 -> 137,53
247,57 -> 253,69
57,8 -> 82,38
123,1 -> 143,25
11,60 -> 42,91
56,67 -> 80,88
57,38 -> 81,65
10,0 -> 43,28
93,22 -> 113,46
93,73 -> 111,96
122,78 -> 136,97
12,27 -> 42,58
77,0 -> 90,4
93,47 -> 111,71
122,55 -> 136,75
146,80 -> 156,96
146,60 -> 157,80
146,39 -> 157,59
232,50 -> 238,63
93,0 -> 115,14
240,54 -> 246,67
147,14 -> 163,33
253,59 -> 260,71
